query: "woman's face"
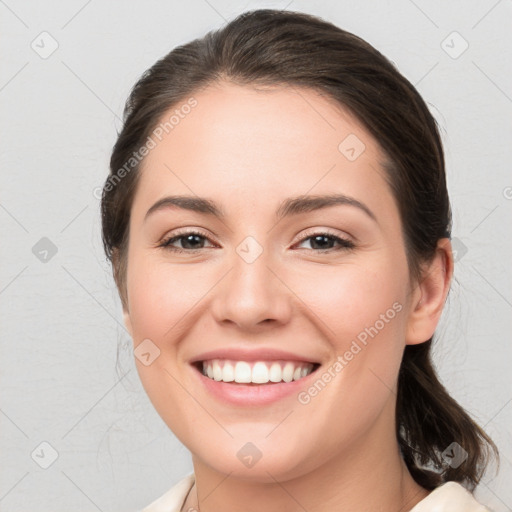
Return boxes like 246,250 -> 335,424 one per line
122,82 -> 419,481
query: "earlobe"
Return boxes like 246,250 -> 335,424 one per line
405,238 -> 454,345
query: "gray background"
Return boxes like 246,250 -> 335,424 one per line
1,0 -> 511,510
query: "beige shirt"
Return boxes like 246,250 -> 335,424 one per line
141,472 -> 490,512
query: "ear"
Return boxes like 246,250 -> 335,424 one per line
405,238 -> 454,345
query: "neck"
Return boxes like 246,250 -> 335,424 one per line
182,403 -> 429,512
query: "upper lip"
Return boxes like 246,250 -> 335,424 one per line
189,348 -> 321,365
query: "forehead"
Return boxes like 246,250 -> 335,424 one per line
132,81 -> 397,225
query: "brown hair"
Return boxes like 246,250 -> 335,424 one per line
101,9 -> 498,490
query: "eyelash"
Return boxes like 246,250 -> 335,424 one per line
158,229 -> 355,254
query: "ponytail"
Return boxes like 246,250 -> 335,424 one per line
397,340 -> 498,490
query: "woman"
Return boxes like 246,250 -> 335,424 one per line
100,9 -> 498,512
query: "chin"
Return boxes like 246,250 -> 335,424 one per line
191,438 -> 322,483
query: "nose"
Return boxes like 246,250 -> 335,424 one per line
210,243 -> 293,331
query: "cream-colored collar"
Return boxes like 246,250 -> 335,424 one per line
410,481 -> 489,511
142,474 -> 489,512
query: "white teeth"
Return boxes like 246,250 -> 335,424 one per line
213,360 -> 222,381
282,362 -> 294,382
269,362 -> 282,383
222,362 -> 235,382
252,362 -> 269,383
234,361 -> 252,383
201,359 -> 316,384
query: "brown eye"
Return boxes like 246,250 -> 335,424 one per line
295,232 -> 355,252
159,230 -> 215,253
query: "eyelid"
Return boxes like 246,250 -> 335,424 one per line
167,226 -> 213,239
158,226 -> 356,254
158,227 -> 218,249
293,227 -> 353,245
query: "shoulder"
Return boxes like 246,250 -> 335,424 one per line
141,472 -> 195,512
410,481 -> 490,512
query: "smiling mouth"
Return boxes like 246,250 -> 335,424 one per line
192,359 -> 321,385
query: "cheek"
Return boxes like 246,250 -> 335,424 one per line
126,254 -> 210,341
290,258 -> 407,346
281,262 -> 407,453
287,257 -> 408,403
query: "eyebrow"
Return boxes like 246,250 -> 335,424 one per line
144,193 -> 377,223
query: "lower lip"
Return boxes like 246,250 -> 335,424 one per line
191,364 -> 319,406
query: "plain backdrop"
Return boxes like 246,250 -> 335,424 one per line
1,1 -> 511,511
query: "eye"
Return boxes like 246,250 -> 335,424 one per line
158,229 -> 216,253
158,229 -> 355,254
293,231 -> 355,252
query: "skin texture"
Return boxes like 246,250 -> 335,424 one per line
121,82 -> 453,512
